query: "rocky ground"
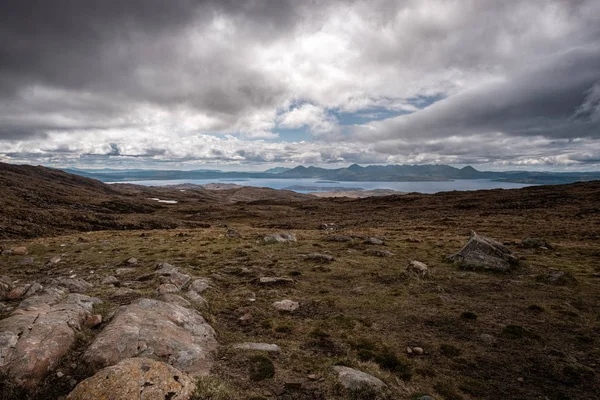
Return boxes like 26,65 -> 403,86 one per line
0,164 -> 599,399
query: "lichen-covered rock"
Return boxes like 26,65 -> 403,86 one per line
0,276 -> 13,299
449,233 -> 518,272
256,277 -> 295,286
232,342 -> 281,353
0,289 -> 101,388
66,358 -> 195,400
332,366 -> 387,391
84,298 -> 218,377
160,293 -> 192,308
521,237 -> 552,249
272,299 -> 299,312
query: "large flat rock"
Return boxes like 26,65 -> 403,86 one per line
0,288 -> 100,388
84,298 -> 218,376
67,357 -> 195,400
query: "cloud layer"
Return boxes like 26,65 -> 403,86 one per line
1,0 -> 599,169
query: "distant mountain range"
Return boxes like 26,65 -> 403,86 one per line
61,164 -> 600,185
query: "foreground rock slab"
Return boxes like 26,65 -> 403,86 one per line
449,232 -> 518,272
67,357 -> 195,400
0,289 -> 100,388
332,366 -> 387,391
84,298 -> 218,376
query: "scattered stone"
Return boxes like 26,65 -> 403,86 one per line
272,299 -> 299,312
48,277 -> 93,293
110,287 -> 137,300
231,342 -> 281,353
405,237 -> 423,243
46,256 -> 62,266
160,293 -> 192,308
319,223 -> 339,231
406,347 -> 413,355
227,229 -> 242,238
11,247 -> 28,256
239,313 -> 253,325
305,253 -> 335,263
0,289 -> 101,388
66,358 -> 195,400
85,314 -> 103,328
189,278 -> 211,294
325,235 -> 352,242
479,333 -> 497,345
185,290 -> 208,308
449,232 -> 518,272
407,260 -> 428,277
412,347 -> 424,355
363,237 -> 384,245
366,249 -> 394,257
157,283 -> 180,295
419,396 -> 435,400
521,237 -> 552,249
84,298 -> 218,377
332,366 -> 386,391
1,249 -> 12,256
122,257 -> 138,266
102,276 -> 119,285
115,267 -> 135,276
257,277 -> 295,286
307,374 -> 319,381
264,232 -> 297,243
56,371 -> 64,378
540,270 -> 577,286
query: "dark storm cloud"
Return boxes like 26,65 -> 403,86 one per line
355,47 -> 600,143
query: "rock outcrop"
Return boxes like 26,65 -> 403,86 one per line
0,289 -> 101,388
264,232 -> 297,243
84,298 -> 218,377
449,233 -> 518,272
67,358 -> 195,400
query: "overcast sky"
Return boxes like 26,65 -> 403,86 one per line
1,0 -> 599,170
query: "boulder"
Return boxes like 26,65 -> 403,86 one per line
305,253 -> 335,263
84,298 -> 218,377
363,237 -> 384,245
226,229 -> 242,238
157,283 -> 179,295
232,342 -> 281,353
102,276 -> 119,286
189,278 -> 211,294
122,257 -> 138,266
66,358 -> 195,400
48,277 -> 93,293
332,366 -> 386,391
11,247 -> 28,256
449,233 -> 518,272
273,299 -> 299,312
0,289 -> 101,388
407,261 -> 428,277
264,232 -> 297,243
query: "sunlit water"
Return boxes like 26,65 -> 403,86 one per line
112,178 -> 535,194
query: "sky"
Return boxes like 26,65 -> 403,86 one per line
1,0 -> 600,171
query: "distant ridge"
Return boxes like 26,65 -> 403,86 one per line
54,163 -> 600,184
